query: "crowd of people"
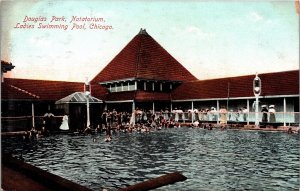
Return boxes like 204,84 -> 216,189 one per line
21,104 -> 292,142
94,108 -> 178,141
90,106 -> 248,140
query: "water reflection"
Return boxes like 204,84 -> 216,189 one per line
2,128 -> 299,191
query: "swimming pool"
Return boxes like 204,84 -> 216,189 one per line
2,128 -> 299,190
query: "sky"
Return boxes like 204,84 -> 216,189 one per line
1,0 -> 299,82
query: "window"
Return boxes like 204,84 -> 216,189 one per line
128,81 -> 135,91
111,85 -> 116,92
116,84 -> 122,92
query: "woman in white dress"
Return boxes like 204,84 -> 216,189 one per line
59,115 -> 69,130
130,111 -> 135,125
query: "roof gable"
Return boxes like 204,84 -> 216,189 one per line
92,29 -> 197,83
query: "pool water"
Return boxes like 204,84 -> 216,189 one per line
2,128 -> 299,191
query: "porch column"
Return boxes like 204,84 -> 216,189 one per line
32,103 -> 35,128
247,99 -> 250,125
191,101 -> 194,123
217,100 -> 219,124
86,94 -> 90,128
283,97 -> 286,126
132,101 -> 135,113
152,102 -> 155,114
135,81 -> 137,90
170,102 -> 173,111
132,101 -> 135,125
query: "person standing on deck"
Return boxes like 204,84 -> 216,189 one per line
101,110 -> 107,129
43,111 -> 54,130
210,107 -> 217,121
173,108 -> 179,122
269,105 -> 276,123
261,105 -> 268,126
107,110 -> 112,127
242,107 -> 248,122
59,114 -> 69,130
219,106 -> 227,125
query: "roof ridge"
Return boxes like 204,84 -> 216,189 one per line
136,28 -> 150,79
135,29 -> 144,78
9,84 -> 40,98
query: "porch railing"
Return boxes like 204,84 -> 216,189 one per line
154,111 -> 300,126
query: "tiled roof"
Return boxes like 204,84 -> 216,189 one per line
91,29 -> 197,83
171,70 -> 299,100
2,78 -> 107,101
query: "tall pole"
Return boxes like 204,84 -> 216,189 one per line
152,102 -> 155,114
191,101 -> 194,123
132,101 -> 135,125
247,99 -> 250,125
253,73 -> 261,127
255,95 -> 259,126
85,77 -> 90,128
283,97 -> 286,126
86,94 -> 90,127
32,103 -> 35,128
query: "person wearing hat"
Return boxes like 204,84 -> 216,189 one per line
242,106 -> 248,122
219,106 -> 227,125
268,105 -> 276,123
210,107 -> 217,121
261,105 -> 268,126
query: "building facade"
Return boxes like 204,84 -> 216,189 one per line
1,29 -> 299,130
